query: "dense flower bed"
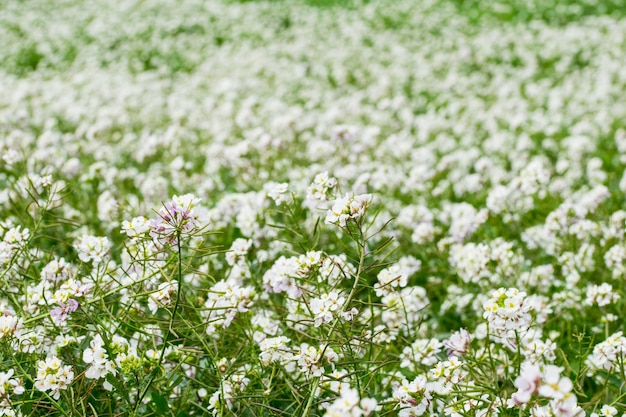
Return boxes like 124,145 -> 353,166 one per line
1,0 -> 626,415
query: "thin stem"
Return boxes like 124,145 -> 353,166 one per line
135,230 -> 184,414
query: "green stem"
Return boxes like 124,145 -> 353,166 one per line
301,222 -> 368,416
135,230 -> 184,413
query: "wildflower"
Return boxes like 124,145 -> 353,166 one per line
306,172 -> 337,202
264,182 -> 289,205
483,287 -> 532,337
83,334 -> 117,390
258,336 -> 292,367
121,216 -> 150,237
585,283 -> 620,307
590,405 -> 618,417
41,258 -> 76,283
392,376 -> 432,417
3,226 -> 29,246
0,314 -> 22,340
34,356 -> 74,400
428,356 -> 467,395
323,387 -> 378,417
204,280 -> 254,335
147,281 -> 178,314
374,256 -> 421,296
309,290 -> 346,327
509,362 -> 577,410
75,235 -> 111,264
225,238 -> 253,267
148,194 -> 208,244
293,343 -> 338,377
586,332 -> 626,373
325,194 -> 372,227
50,299 -> 79,326
443,328 -> 472,357
538,365 -> 572,400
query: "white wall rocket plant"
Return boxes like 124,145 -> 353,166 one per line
0,0 -> 626,415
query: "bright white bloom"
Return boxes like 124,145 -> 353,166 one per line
306,172 -> 337,202
483,287 -> 532,338
121,216 -> 150,237
604,244 -> 626,279
148,280 -> 178,314
264,182 -> 289,205
75,235 -> 111,264
258,336 -> 292,367
585,283 -> 620,307
0,369 -> 24,408
3,226 -> 29,246
323,387 -> 377,417
586,332 -> 626,373
34,356 -> 74,400
449,242 -> 491,283
204,280 -> 254,335
83,334 -> 117,390
0,314 -> 22,341
325,194 -> 372,227
293,343 -> 338,377
428,356 -> 467,395
590,405 -> 618,417
225,238 -> 253,267
263,254 -> 323,297
392,376 -> 432,417
310,290 -> 346,327
374,256 -> 421,296
538,365 -> 573,400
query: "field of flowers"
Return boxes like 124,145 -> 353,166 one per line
1,0 -> 626,415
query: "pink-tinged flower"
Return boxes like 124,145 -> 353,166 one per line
443,328 -> 472,357
509,362 -> 541,406
149,194 -> 207,245
50,299 -> 80,326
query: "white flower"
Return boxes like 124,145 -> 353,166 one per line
83,335 -> 117,387
148,281 -> 178,314
121,216 -> 150,237
509,362 -> 541,406
75,235 -> 111,264
443,328 -> 472,357
325,194 -> 372,227
34,356 -> 74,400
264,182 -> 289,205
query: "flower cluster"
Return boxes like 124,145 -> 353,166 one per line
34,357 -> 74,400
483,287 -> 533,345
586,332 -> 626,374
323,388 -> 377,417
508,362 -> 582,416
325,194 -> 372,227
0,369 -> 24,415
83,335 -> 117,390
392,376 -> 432,417
148,194 -> 208,244
1,0 -> 626,415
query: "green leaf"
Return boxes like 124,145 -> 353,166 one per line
151,391 -> 171,415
